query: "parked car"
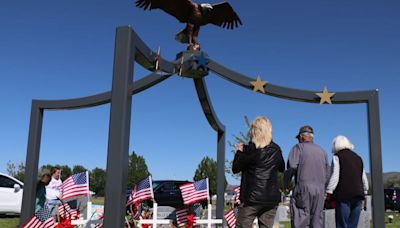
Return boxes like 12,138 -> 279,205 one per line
126,180 -> 191,211
384,187 -> 400,212
0,173 -> 24,214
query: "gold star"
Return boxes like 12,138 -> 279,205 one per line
250,75 -> 267,93
315,86 -> 335,104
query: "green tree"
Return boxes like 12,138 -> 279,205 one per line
194,156 -> 227,195
6,160 -> 25,182
225,116 -> 250,180
60,165 -> 72,180
90,167 -> 106,197
73,165 -> 87,174
39,164 -> 53,176
127,152 -> 151,189
384,178 -> 400,188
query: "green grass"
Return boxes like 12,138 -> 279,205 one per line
385,212 -> 400,228
0,217 -> 19,228
91,196 -> 104,205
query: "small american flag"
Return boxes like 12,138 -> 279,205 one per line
60,172 -> 89,200
23,205 -> 55,228
175,207 -> 188,227
224,207 -> 238,228
93,214 -> 104,228
126,176 -> 154,206
233,186 -> 240,205
59,203 -> 79,219
179,178 -> 209,205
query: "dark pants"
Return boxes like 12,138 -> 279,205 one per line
236,204 -> 277,228
335,198 -> 362,228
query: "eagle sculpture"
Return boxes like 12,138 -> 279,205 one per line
135,0 -> 242,50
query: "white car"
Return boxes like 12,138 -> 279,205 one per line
0,172 -> 23,214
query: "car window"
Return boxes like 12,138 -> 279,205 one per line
0,175 -> 18,188
161,183 -> 175,191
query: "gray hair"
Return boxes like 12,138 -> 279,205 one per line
332,135 -> 354,154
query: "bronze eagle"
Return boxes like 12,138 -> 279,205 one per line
135,0 -> 242,50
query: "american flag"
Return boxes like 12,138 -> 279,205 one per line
179,178 -> 209,205
224,207 -> 238,228
126,176 -> 154,206
175,207 -> 188,227
22,205 -> 55,228
60,172 -> 89,200
233,186 -> 240,205
93,214 -> 104,228
59,203 -> 79,220
175,204 -> 201,227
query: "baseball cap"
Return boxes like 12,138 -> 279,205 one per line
296,125 -> 314,139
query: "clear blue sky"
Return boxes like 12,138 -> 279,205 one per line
1,0 -> 399,185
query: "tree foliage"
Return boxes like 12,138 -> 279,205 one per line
127,151 -> 151,189
225,116 -> 250,180
6,160 -> 25,182
72,165 -> 87,174
194,156 -> 227,195
384,177 -> 400,188
90,167 -> 106,197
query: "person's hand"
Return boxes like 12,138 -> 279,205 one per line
235,143 -> 244,152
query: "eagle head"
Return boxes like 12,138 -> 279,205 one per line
200,3 -> 213,13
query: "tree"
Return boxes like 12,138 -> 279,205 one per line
225,116 -> 250,180
127,152 -> 151,189
60,165 -> 72,180
194,156 -> 227,195
6,160 -> 25,182
73,165 -> 87,174
39,164 -> 72,180
384,178 -> 400,188
90,167 -> 106,197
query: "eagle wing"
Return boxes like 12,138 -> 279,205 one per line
208,2 -> 242,29
135,0 -> 194,23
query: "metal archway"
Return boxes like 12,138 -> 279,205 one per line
20,26 -> 384,227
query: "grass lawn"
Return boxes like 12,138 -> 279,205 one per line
385,212 -> 400,228
0,217 -> 19,228
91,196 -> 105,205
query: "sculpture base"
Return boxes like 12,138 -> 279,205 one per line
175,51 -> 209,78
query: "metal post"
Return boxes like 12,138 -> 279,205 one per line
103,26 -> 134,228
367,90 -> 384,228
20,102 -> 43,225
216,129 -> 225,220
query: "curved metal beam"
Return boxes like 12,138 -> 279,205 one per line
208,60 -> 374,104
131,29 -> 191,75
193,78 -> 225,132
193,78 -> 225,219
35,73 -> 172,110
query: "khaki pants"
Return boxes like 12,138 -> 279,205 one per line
236,204 -> 277,228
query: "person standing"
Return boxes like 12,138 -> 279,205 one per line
232,116 -> 285,228
46,166 -> 63,215
326,135 -> 369,228
35,173 -> 51,212
284,125 -> 329,228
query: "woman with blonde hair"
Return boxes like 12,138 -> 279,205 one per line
232,116 -> 285,228
326,135 -> 369,228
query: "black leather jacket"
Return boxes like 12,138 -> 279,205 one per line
232,141 -> 285,205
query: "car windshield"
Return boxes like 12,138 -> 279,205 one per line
152,182 -> 160,189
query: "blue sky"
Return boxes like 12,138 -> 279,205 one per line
0,0 -> 399,185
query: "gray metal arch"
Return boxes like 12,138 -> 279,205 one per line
20,26 -> 228,227
207,59 -> 383,227
20,25 -> 383,228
